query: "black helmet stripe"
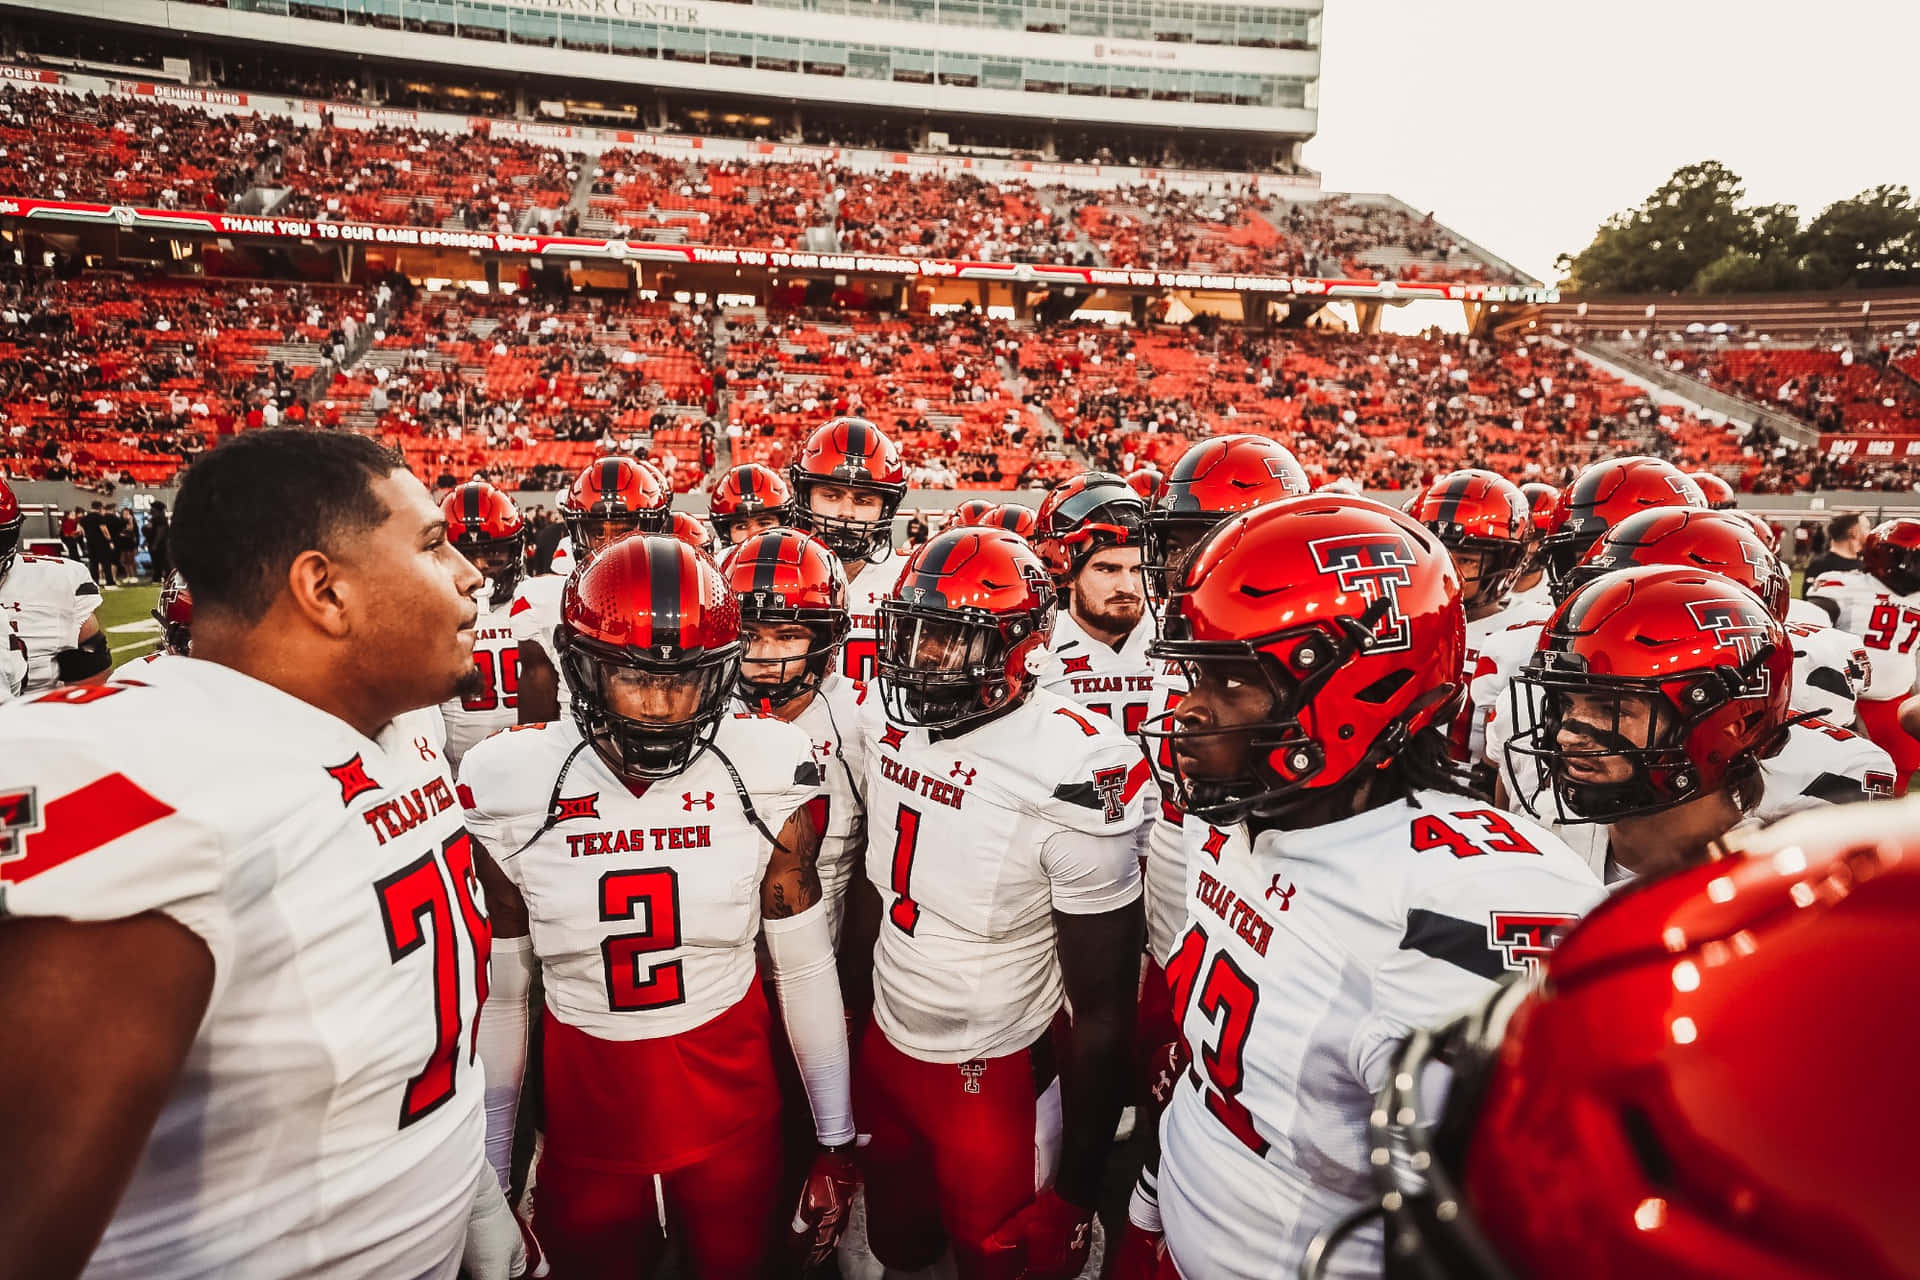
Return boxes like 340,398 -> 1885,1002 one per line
751,531 -> 794,596
462,483 -> 483,528
647,536 -> 683,649
740,468 -> 760,502
600,458 -> 623,503
1434,473 -> 1471,530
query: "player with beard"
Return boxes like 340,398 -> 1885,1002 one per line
513,457 -> 671,726
789,418 -> 910,685
709,463 -> 794,548
1111,494 -> 1601,1280
1303,796 -> 1919,1280
441,482 -> 529,772
1503,566 -> 1811,886
0,475 -> 106,693
0,430 -> 542,1280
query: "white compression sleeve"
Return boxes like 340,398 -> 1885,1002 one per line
476,934 -> 534,1191
763,901 -> 855,1147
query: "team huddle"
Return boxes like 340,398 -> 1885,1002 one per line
0,422 -> 1911,1280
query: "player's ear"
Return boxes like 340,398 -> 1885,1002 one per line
285,548 -> 352,639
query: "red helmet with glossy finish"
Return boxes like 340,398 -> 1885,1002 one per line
1570,509 -> 1790,622
0,475 -> 21,581
1407,469 -> 1533,610
557,534 -> 741,781
1350,797 -> 1920,1280
978,503 -> 1038,539
1518,481 -> 1561,537
1727,509 -> 1780,553
444,480 -> 527,603
1145,494 -> 1465,825
1126,466 -> 1164,501
948,498 -> 999,528
1861,517 -> 1920,596
561,456 -> 672,555
724,528 -> 850,710
670,510 -> 715,558
790,416 -> 908,563
1144,433 -> 1311,603
877,527 -> 1056,732
1540,457 -> 1705,599
1507,566 -> 1790,823
1033,470 -> 1146,586
1687,470 -> 1736,509
152,570 -> 193,656
709,463 -> 793,544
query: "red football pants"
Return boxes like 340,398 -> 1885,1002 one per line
532,996 -> 784,1279
1856,695 -> 1920,792
854,1027 -> 1058,1277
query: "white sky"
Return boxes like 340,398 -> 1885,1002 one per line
1305,0 -> 1920,285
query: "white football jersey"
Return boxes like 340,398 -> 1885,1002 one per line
1451,597 -> 1552,768
459,714 -> 820,1041
1469,613 -> 1551,777
1786,619 -> 1867,726
840,550 -> 909,683
1156,792 -> 1603,1280
508,572 -> 571,713
1038,606 -> 1188,960
732,671 -> 869,946
0,632 -> 23,701
0,552 -> 103,692
548,534 -> 577,577
441,595 -> 521,772
1754,718 -> 1896,820
0,658 -> 486,1280
1806,570 -> 1920,702
857,686 -> 1147,1062
1507,575 -> 1553,609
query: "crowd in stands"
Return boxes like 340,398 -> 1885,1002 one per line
1651,336 -> 1920,436
276,120 -> 578,230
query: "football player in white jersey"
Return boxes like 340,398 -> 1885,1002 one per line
0,429 -> 536,1280
1507,481 -> 1558,608
441,482 -> 529,772
788,417 -> 910,685
513,457 -> 671,725
461,534 -> 856,1279
725,527 -> 867,946
1308,798 -> 1919,1280
1111,493 -> 1602,1280
0,476 -> 107,692
1808,516 -> 1920,787
853,526 -> 1147,1279
1407,469 -> 1550,793
1502,566 -> 1839,887
710,462 -> 796,548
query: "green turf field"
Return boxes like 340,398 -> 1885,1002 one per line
98,582 -> 163,669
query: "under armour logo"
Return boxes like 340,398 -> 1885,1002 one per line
325,754 -> 381,806
1201,827 -> 1228,862
1265,876 -> 1296,910
959,1061 -> 987,1094
683,792 -> 716,811
1059,654 -> 1094,675
880,724 -> 907,750
0,787 -> 40,864
413,736 -> 437,762
552,793 -> 601,824
1070,1221 -> 1091,1251
950,762 -> 976,785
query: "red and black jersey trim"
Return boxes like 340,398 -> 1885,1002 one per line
1400,908 -> 1506,980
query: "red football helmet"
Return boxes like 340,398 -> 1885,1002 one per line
1540,457 -> 1705,600
725,528 -> 850,711
948,498 -> 999,529
152,570 -> 193,656
1143,434 -> 1311,604
562,456 -> 672,557
877,527 -> 1056,731
0,475 -> 21,581
1032,470 -> 1146,586
443,481 -> 526,603
557,534 -> 741,781
1126,466 -> 1164,501
978,503 -> 1038,539
708,463 -> 793,545
1861,517 -> 1920,597
670,510 -> 715,558
1687,470 -> 1736,509
1570,509 -> 1789,622
790,416 -> 908,563
1507,565 -> 1790,823
1145,494 -> 1465,825
1342,797 -> 1920,1280
1727,508 -> 1780,553
1407,469 -> 1533,610
1518,481 -> 1560,537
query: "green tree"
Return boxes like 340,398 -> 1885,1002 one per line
1558,161 -> 1784,294
1796,185 -> 1920,288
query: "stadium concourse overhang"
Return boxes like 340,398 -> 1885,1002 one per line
0,196 -> 1557,331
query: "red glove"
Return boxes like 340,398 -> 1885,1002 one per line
1102,1220 -> 1168,1280
789,1145 -> 860,1269
979,1187 -> 1096,1280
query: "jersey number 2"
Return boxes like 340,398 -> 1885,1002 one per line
600,868 -> 686,1010
373,831 -> 492,1129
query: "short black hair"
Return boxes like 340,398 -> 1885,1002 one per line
172,429 -> 406,622
1829,512 -> 1867,542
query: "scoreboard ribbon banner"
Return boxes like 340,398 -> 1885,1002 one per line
0,195 -> 1560,305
